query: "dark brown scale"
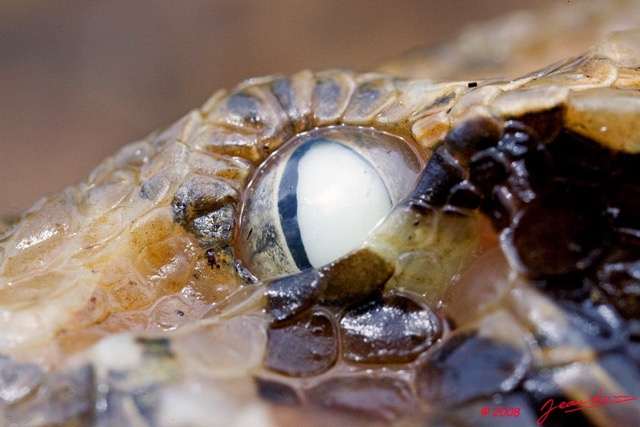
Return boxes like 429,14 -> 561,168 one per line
521,146 -> 553,182
443,115 -> 503,163
415,330 -> 530,407
468,148 -> 510,198
265,310 -> 337,377
446,181 -> 482,211
339,293 -> 442,364
495,123 -> 535,156
306,376 -> 416,422
533,273 -> 593,301
608,154 -> 640,231
628,322 -> 640,365
266,269 -> 323,323
409,149 -> 464,211
506,184 -> 611,278
509,108 -> 564,145
254,378 -> 301,406
483,185 -> 517,230
505,159 -> 537,203
596,238 -> 640,320
546,130 -> 615,186
319,247 -> 394,305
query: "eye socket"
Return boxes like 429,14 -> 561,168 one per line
237,126 -> 424,280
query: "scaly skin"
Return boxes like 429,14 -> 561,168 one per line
1,8 -> 640,427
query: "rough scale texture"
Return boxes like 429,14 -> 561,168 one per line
1,15 -> 640,427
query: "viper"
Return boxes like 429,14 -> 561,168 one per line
1,3 -> 639,426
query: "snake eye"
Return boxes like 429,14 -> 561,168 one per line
237,126 -> 423,280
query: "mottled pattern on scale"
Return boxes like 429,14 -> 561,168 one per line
0,30 -> 639,426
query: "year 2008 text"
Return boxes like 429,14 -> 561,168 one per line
480,407 -> 520,417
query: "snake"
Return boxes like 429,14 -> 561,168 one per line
1,4 -> 640,427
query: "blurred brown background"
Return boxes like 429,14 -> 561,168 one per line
1,0 -> 556,216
